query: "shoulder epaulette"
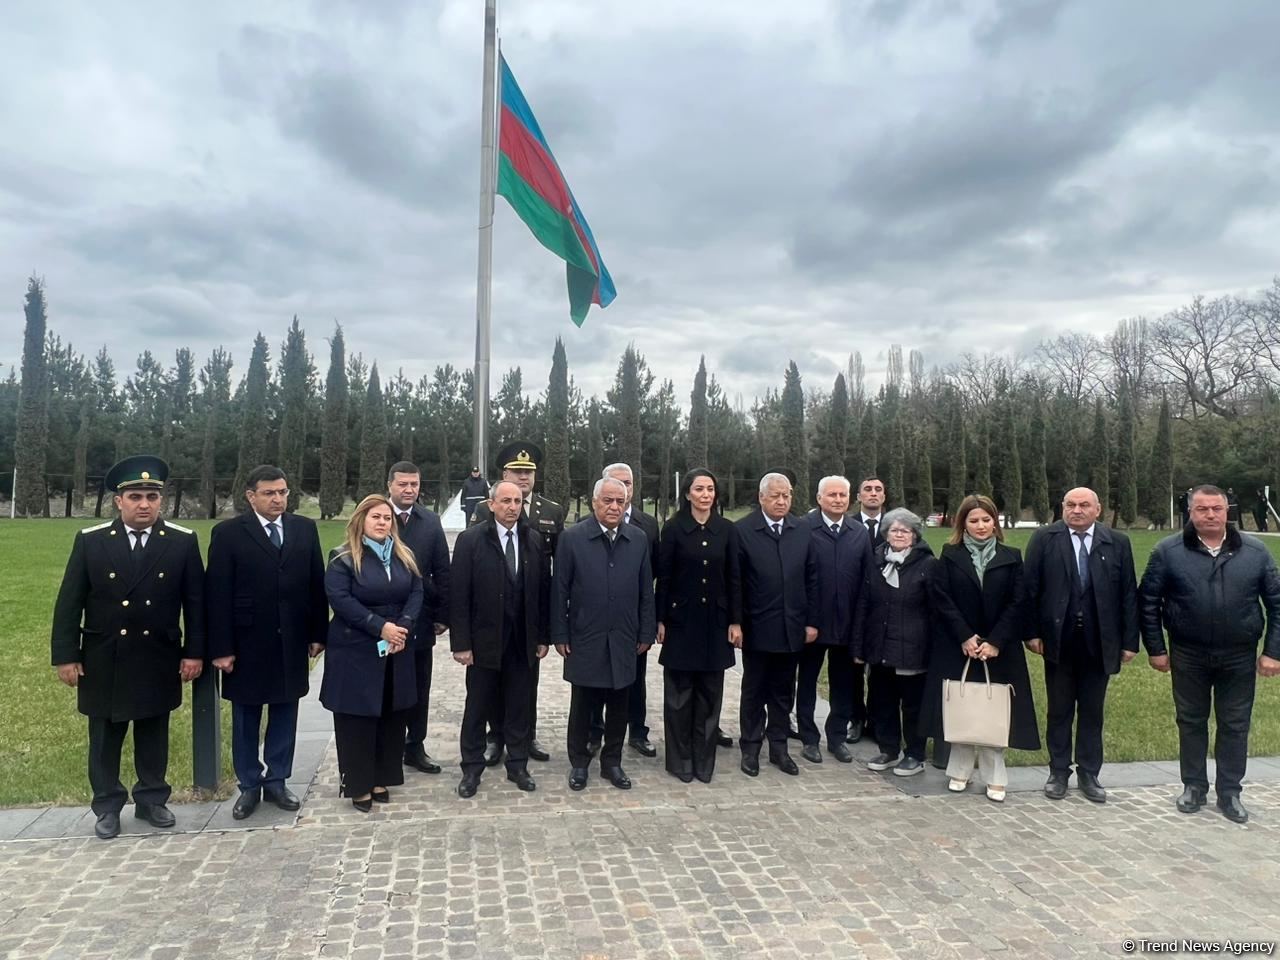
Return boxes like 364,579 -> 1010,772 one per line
164,522 -> 194,534
80,521 -> 112,534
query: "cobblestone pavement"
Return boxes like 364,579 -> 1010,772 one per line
3,647 -> 1279,960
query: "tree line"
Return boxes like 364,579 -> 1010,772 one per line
5,275 -> 1280,524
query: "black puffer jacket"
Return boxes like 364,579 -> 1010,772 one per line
853,539 -> 936,671
1139,524 -> 1280,659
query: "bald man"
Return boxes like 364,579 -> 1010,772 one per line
1023,487 -> 1139,804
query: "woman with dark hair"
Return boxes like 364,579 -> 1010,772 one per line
918,494 -> 1039,802
321,494 -> 426,812
656,468 -> 744,783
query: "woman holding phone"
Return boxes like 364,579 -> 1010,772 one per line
321,494 -> 425,811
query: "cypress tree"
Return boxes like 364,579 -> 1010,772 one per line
946,394 -> 967,518
198,348 -> 233,517
994,398 -> 1021,524
915,425 -> 934,516
612,346 -> 644,498
586,399 -> 604,500
857,402 -> 878,482
277,316 -> 310,511
1028,394 -> 1051,523
231,334 -> 270,508
357,364 -> 387,502
973,412 -> 993,499
13,277 -> 50,517
780,361 -> 809,509
883,414 -> 905,511
319,325 -> 348,519
687,355 -> 708,468
823,373 -> 850,478
1146,394 -> 1173,527
1115,380 -> 1138,527
73,391 -> 92,514
544,338 -> 571,507
1086,400 -> 1110,514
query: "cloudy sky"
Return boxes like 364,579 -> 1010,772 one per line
2,0 -> 1277,404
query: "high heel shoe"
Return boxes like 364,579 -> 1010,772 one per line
351,796 -> 373,813
371,788 -> 390,804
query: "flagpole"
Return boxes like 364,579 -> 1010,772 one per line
473,0 -> 498,478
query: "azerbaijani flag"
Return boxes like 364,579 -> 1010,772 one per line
497,54 -> 616,326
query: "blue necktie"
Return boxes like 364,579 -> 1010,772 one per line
268,522 -> 282,550
1075,531 -> 1090,589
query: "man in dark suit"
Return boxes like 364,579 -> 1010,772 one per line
386,461 -> 451,776
471,441 -> 564,764
207,465 -> 327,819
736,471 -> 818,777
460,466 -> 489,523
1024,486 -> 1139,803
553,477 -> 656,791
797,475 -> 874,764
588,462 -> 660,758
856,476 -> 887,548
451,480 -> 551,797
51,455 -> 205,840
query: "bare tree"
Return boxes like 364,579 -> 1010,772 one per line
946,353 -> 1023,410
1101,317 -> 1155,404
908,348 -> 926,397
1246,278 -> 1280,387
1035,332 -> 1103,405
1150,295 -> 1257,419
885,344 -> 905,392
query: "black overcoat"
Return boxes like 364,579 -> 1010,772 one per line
51,518 -> 206,722
449,518 -> 550,669
626,507 -> 661,581
917,542 -> 1040,750
807,511 -> 875,648
655,511 -> 743,672
854,539 -> 937,671
319,547 -> 423,717
205,511 -> 327,705
1022,521 -> 1139,674
551,520 -> 656,689
735,510 -> 818,654
398,503 -> 451,645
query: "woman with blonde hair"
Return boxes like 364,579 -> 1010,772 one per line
917,494 -> 1039,802
320,494 -> 426,811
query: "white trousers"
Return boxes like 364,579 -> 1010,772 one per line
945,743 -> 1007,787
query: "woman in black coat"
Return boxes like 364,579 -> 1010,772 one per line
854,508 -> 936,778
656,469 -> 743,783
918,494 -> 1039,803
321,495 -> 425,811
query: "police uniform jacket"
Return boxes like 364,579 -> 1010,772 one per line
655,511 -> 743,672
205,511 -> 327,705
51,518 -> 206,722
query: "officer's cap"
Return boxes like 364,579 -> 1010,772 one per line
105,455 -> 169,492
497,441 -> 543,472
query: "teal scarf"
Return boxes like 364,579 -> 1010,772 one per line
963,532 -> 997,583
362,534 -> 395,575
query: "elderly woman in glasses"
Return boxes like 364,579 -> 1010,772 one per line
854,508 -> 937,777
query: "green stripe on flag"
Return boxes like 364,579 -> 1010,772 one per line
497,157 -> 594,273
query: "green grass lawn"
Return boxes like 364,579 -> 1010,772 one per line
3,519 -> 1280,806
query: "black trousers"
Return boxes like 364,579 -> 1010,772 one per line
332,659 -> 408,799
460,637 -> 532,776
867,666 -> 927,760
488,656 -> 541,748
1044,644 -> 1110,777
567,685 -> 628,770
796,644 -> 854,747
664,668 -> 724,780
589,649 -> 649,742
88,713 -> 170,816
1171,643 -> 1257,796
404,643 -> 434,751
739,649 -> 797,757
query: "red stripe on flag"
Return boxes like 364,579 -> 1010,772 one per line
500,106 -> 574,224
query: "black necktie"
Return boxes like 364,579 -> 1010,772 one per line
1075,531 -> 1090,589
771,522 -> 782,537
866,518 -> 877,539
397,512 -> 409,530
831,523 -> 840,536
267,521 -> 282,550
131,529 -> 145,566
505,530 -> 517,578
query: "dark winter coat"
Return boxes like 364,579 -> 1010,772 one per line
655,511 -> 743,672
854,539 -> 936,671
396,503 -> 451,645
735,510 -> 818,654
806,511 -> 875,648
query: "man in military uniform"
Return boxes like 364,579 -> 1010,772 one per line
470,441 -> 563,763
51,456 -> 206,840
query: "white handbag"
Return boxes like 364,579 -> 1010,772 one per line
942,659 -> 1014,749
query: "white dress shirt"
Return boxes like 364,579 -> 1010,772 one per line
255,512 -> 284,545
497,521 -> 520,570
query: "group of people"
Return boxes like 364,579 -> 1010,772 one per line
51,449 -> 1280,840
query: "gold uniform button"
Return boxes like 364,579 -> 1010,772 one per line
702,578 -> 708,584
145,600 -> 151,606
108,572 -> 116,579
158,572 -> 165,579
143,630 -> 150,636
701,597 -> 707,603
701,541 -> 708,547
703,560 -> 708,566
122,600 -> 129,607
120,629 -> 127,635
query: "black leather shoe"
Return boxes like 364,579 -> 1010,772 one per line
801,744 -> 823,764
603,765 -> 632,789
740,754 -> 760,777
483,742 -> 504,767
716,731 -> 733,748
1077,772 -> 1107,804
770,753 -> 800,776
351,797 -> 373,812
1176,785 -> 1207,814
264,787 -> 301,811
528,740 -> 550,762
370,789 -> 390,804
845,720 -> 864,744
457,775 -> 480,799
1218,795 -> 1249,824
404,745 -> 442,774
671,770 -> 694,783
94,812 -> 120,840
1043,773 -> 1069,801
694,770 -> 713,784
508,769 -> 537,792
232,790 -> 260,820
828,742 -> 853,763
568,767 -> 589,791
134,803 -> 175,828
629,738 -> 658,758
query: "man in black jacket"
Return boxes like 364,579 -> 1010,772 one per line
1139,484 -> 1280,823
1024,487 -> 1139,803
51,456 -> 205,840
736,471 -> 818,777
461,467 -> 488,523
207,465 -> 327,820
386,461 -> 451,776
451,481 -> 550,797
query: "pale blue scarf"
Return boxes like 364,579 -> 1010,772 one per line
362,535 -> 395,576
